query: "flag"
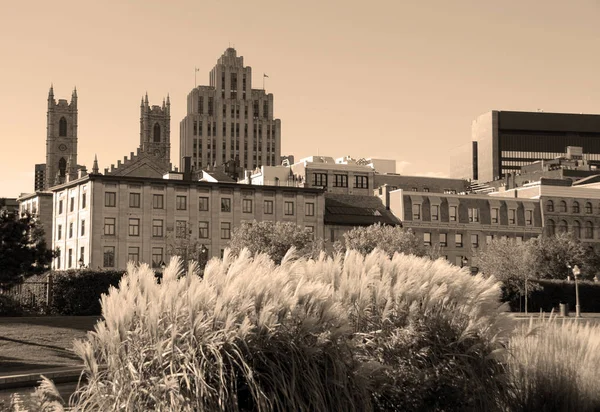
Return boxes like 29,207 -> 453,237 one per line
264,73 -> 269,78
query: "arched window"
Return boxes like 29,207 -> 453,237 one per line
153,123 -> 161,142
585,221 -> 594,239
58,157 -> 67,177
547,219 -> 555,236
559,201 -> 567,213
546,200 -> 554,212
59,117 -> 67,137
558,220 -> 568,233
586,202 -> 593,214
573,220 -> 581,238
573,201 -> 580,214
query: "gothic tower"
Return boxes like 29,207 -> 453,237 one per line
140,93 -> 171,168
45,85 -> 78,189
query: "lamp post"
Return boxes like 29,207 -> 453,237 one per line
567,263 -> 582,318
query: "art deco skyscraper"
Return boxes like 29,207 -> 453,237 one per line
180,48 -> 281,172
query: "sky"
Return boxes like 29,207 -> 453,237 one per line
2,0 -> 600,197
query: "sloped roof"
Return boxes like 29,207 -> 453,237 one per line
324,193 -> 401,226
201,170 -> 236,183
572,174 -> 600,186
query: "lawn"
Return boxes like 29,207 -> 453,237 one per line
0,317 -> 99,376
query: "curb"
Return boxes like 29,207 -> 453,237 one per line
0,367 -> 83,390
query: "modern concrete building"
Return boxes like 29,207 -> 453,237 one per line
50,173 -> 324,270
452,110 -> 600,182
379,186 -> 543,269
180,48 -> 281,172
290,156 -> 375,195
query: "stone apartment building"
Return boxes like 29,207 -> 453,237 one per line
379,186 -> 543,269
16,192 -> 54,246
51,173 -> 324,270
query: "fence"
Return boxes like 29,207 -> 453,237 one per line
0,274 -> 53,311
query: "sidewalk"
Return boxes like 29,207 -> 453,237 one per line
0,366 -> 83,390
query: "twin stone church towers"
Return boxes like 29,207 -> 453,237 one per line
37,47 -> 280,191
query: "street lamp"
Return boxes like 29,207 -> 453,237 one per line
567,263 -> 582,318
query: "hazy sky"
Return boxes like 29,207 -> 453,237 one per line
2,0 -> 600,197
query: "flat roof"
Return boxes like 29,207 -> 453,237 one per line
497,111 -> 600,133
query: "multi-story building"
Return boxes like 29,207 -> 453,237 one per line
379,186 -> 543,269
17,192 -> 54,246
451,110 -> 600,182
180,48 -> 281,172
290,156 -> 375,195
374,174 -> 469,195
51,173 -> 324,270
34,164 -> 46,192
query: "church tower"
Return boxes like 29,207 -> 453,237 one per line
45,85 -> 78,189
140,93 -> 171,168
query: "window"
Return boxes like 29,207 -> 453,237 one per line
491,208 -> 499,224
129,218 -> 140,236
130,193 -> 141,208
586,202 -> 593,214
264,200 -> 273,214
104,218 -> 115,235
439,233 -> 447,247
103,246 -> 115,268
526,210 -> 533,225
105,192 -> 116,207
573,220 -> 581,239
431,205 -> 439,221
424,232 -> 431,246
153,194 -> 164,209
69,222 -> 73,238
334,174 -> 348,187
354,175 -> 369,189
313,173 -> 327,187
412,204 -> 421,220
585,221 -> 594,239
57,225 -> 62,240
449,206 -> 457,222
153,123 -> 161,142
81,220 -> 85,236
455,233 -> 463,247
558,220 -> 568,233
68,248 -> 73,268
468,208 -> 479,223
82,193 -> 86,209
546,200 -> 554,212
305,202 -> 315,216
306,226 -> 314,240
221,198 -> 231,212
176,220 -> 187,238
508,209 -> 516,225
152,219 -> 163,237
152,248 -> 163,268
423,187 -> 430,192
471,234 -> 479,248
128,247 -> 139,263
199,197 -> 209,211
221,222 -> 231,239
70,197 -> 74,212
58,200 -> 63,214
242,199 -> 253,213
284,201 -> 294,215
176,196 -> 187,210
559,201 -> 567,213
547,219 -> 555,236
59,117 -> 67,137
486,235 -> 494,244
411,187 -> 418,192
199,221 -> 209,238
56,251 -> 61,270
80,246 -> 85,264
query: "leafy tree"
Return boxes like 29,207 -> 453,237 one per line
334,223 -> 439,259
165,224 -> 209,268
0,211 -> 55,286
528,233 -> 590,280
228,220 -> 316,264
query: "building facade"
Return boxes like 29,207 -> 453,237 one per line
180,48 -> 281,172
380,186 -> 543,268
453,110 -> 600,182
51,174 -> 324,270
17,192 -> 54,247
374,174 -> 469,195
290,156 -> 375,195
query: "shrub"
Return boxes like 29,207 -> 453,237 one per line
0,294 -> 23,316
508,279 -> 600,313
66,249 -> 512,411
507,315 -> 600,411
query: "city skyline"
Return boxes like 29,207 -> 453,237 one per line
3,0 -> 600,197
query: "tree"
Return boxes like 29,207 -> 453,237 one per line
334,223 -> 439,259
528,233 -> 590,280
0,211 -> 55,286
228,220 -> 316,264
476,237 -> 537,305
165,224 -> 209,269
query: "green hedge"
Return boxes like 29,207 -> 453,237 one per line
510,279 -> 600,313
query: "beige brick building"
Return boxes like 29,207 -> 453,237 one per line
51,174 -> 324,270
180,48 -> 281,172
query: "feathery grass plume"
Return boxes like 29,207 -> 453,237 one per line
507,313 -> 600,412
66,248 -> 512,411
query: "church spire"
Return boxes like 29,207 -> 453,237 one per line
48,84 -> 54,99
92,154 -> 99,174
144,91 -> 149,105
